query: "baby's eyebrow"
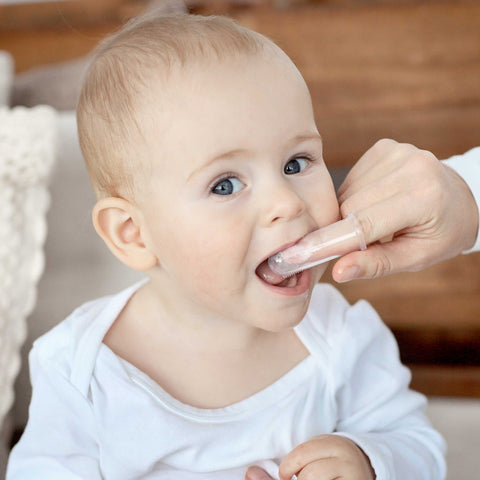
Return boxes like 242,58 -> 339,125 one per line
187,134 -> 323,181
289,133 -> 323,147
187,148 -> 249,181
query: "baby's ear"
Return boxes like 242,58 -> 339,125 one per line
92,197 -> 157,271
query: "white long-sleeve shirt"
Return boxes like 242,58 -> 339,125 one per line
7,282 -> 445,480
443,146 -> 480,252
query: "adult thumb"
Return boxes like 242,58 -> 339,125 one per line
245,466 -> 275,480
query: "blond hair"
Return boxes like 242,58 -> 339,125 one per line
77,12 -> 275,199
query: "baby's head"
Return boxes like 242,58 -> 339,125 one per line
78,12 -> 340,330
77,13 -> 273,200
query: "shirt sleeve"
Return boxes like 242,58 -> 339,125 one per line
6,346 -> 102,480
331,300 -> 446,480
442,146 -> 480,253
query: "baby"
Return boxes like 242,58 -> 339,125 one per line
7,12 -> 445,480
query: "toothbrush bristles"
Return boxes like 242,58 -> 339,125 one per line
268,253 -> 305,277
281,266 -> 306,278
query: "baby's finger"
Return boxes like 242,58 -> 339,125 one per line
296,458 -> 342,480
279,435 -> 341,480
245,466 -> 275,480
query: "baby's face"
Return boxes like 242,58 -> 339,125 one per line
137,51 -> 339,331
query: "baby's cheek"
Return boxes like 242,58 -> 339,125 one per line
194,241 -> 248,297
314,193 -> 340,226
186,235 -> 234,276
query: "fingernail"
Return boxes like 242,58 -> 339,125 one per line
338,265 -> 360,282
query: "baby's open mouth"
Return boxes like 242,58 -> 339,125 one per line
255,258 -> 300,288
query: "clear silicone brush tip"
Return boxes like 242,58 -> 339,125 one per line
268,251 -> 300,277
268,251 -> 341,277
268,213 -> 366,277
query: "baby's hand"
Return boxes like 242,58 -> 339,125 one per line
278,434 -> 375,480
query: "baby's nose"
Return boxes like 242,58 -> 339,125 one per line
261,181 -> 307,226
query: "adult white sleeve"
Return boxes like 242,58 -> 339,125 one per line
6,347 -> 102,480
442,146 -> 480,253
331,300 -> 446,480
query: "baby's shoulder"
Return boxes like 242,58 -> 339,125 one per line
297,284 -> 391,380
33,281 -> 145,379
300,283 -> 383,341
32,293 -> 115,381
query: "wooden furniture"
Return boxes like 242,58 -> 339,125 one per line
1,0 -> 479,396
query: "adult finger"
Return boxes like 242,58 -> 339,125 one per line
344,194 -> 422,247
337,139 -> 404,198
338,143 -> 438,205
331,237 -> 429,282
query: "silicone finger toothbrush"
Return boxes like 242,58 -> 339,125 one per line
268,213 -> 367,277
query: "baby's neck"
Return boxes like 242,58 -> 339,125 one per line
103,282 -> 309,409
138,281 -> 275,351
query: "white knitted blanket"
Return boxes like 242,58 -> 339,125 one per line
0,106 -> 57,426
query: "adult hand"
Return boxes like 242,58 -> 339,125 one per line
333,139 -> 479,282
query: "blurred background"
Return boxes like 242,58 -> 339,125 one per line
0,0 -> 480,477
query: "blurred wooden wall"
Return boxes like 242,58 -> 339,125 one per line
236,2 -> 480,167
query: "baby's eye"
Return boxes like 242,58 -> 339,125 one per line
211,177 -> 245,196
284,157 -> 310,175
